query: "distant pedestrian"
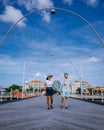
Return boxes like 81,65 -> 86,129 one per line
60,73 -> 71,109
44,75 -> 54,110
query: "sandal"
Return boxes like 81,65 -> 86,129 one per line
65,106 -> 68,109
48,107 -> 51,110
51,105 -> 53,109
60,105 -> 63,108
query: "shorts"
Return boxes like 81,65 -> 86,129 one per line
61,91 -> 70,97
46,87 -> 54,96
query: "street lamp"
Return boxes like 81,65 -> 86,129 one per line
0,57 -> 4,93
22,61 -> 26,99
51,9 -> 56,14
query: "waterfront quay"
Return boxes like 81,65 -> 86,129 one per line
0,95 -> 104,130
71,94 -> 104,105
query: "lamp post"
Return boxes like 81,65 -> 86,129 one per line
51,51 -> 55,76
0,57 -> 4,97
22,61 -> 26,99
80,61 -> 83,97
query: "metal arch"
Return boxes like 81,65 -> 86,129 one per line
40,65 -> 64,75
40,64 -> 81,84
0,7 -> 104,47
27,61 -> 80,81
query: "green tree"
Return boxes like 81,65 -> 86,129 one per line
87,88 -> 93,95
30,87 -> 33,92
76,88 -> 81,94
34,88 -> 38,92
40,88 -> 44,92
5,84 -> 22,92
94,90 -> 97,95
98,90 -> 101,95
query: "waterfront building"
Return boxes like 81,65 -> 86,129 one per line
29,80 -> 44,89
72,80 -> 91,94
94,86 -> 104,90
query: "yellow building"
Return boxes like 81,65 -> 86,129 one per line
93,86 -> 104,91
29,80 -> 44,89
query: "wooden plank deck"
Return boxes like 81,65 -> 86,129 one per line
0,95 -> 104,130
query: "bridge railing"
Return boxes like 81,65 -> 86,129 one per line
0,90 -> 12,102
70,93 -> 104,102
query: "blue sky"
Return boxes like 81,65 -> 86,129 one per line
0,0 -> 104,87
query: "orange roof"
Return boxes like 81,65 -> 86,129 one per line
74,80 -> 79,83
82,81 -> 88,84
93,86 -> 104,90
87,84 -> 92,88
96,86 -> 104,89
30,80 -> 42,84
74,80 -> 88,84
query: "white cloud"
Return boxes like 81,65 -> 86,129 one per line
0,55 -> 22,73
0,6 -> 26,27
83,0 -> 99,7
60,63 -> 70,66
41,11 -> 50,22
70,20 -> 104,47
84,56 -> 100,63
35,72 -> 46,81
62,0 -> 99,7
17,0 -> 53,10
17,0 -> 54,22
63,0 -> 73,5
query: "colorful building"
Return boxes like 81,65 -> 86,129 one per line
72,80 -> 91,94
93,86 -> 104,91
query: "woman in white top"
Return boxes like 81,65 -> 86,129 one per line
60,73 -> 71,109
44,75 -> 54,110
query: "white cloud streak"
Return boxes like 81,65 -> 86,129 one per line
85,0 -> 99,7
0,0 -> 54,24
17,0 -> 53,10
62,0 -> 73,5
41,11 -> 51,22
69,20 -> 104,47
62,0 -> 99,7
83,56 -> 100,63
17,0 -> 54,22
35,72 -> 46,79
0,6 -> 26,27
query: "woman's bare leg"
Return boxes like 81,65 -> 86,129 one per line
47,96 -> 51,108
49,96 -> 54,108
50,96 -> 53,106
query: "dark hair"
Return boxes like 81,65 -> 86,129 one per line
46,75 -> 53,80
64,73 -> 68,75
